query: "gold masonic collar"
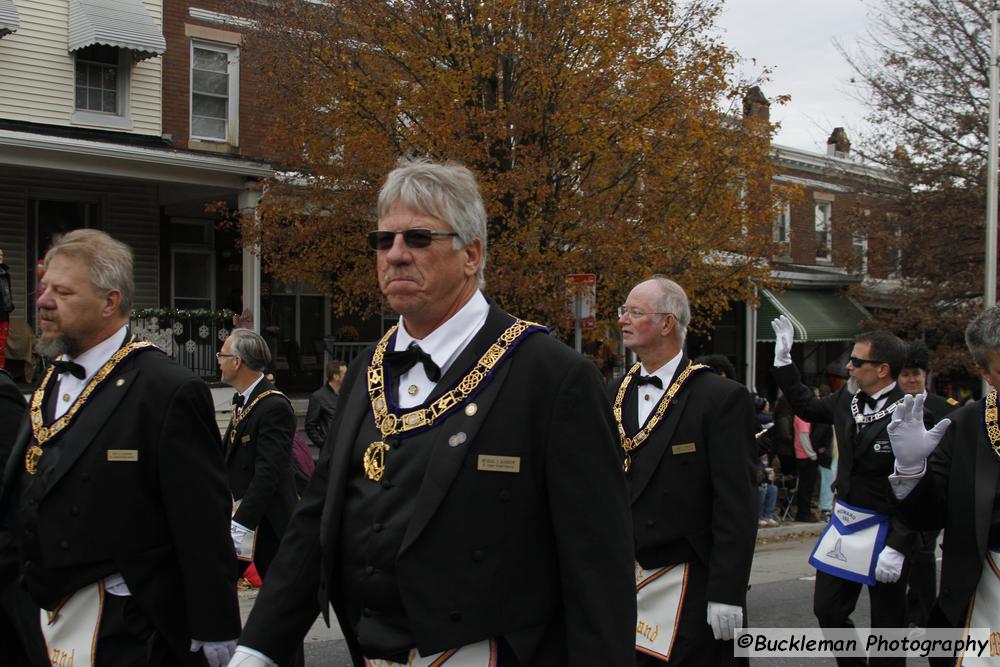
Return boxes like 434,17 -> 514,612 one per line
26,338 -> 157,475
362,318 -> 539,482
613,361 -> 707,472
228,389 -> 289,445
986,391 -> 999,460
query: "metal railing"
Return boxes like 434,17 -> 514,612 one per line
130,309 -> 234,380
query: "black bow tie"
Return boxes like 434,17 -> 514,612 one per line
232,393 -> 245,409
384,343 -> 441,382
857,392 -> 879,411
634,374 -> 663,389
51,359 -> 86,380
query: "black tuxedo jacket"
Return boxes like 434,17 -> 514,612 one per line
239,303 -> 636,666
223,378 -> 297,538
895,398 -> 997,625
923,392 -> 959,424
0,369 -> 25,480
773,364 -> 915,554
613,358 -> 758,607
0,347 -> 240,663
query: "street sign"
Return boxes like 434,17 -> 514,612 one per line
566,273 -> 597,332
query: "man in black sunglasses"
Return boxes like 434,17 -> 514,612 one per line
771,317 -> 913,666
232,158 -> 635,667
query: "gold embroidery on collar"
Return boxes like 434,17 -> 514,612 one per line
228,389 -> 289,445
985,391 -> 999,458
613,361 -> 707,473
362,319 -> 538,482
26,339 -> 157,475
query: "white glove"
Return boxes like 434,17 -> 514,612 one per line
887,394 -> 951,473
706,601 -> 743,641
874,546 -> 904,583
190,639 -> 237,667
771,316 -> 794,367
227,647 -> 278,667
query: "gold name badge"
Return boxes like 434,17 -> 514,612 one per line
671,442 -> 696,455
107,449 -> 139,462
241,435 -> 252,444
477,454 -> 520,473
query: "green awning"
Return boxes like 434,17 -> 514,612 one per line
756,288 -> 870,342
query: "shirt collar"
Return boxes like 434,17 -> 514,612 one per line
395,290 -> 490,375
869,382 -> 897,401
241,374 -> 266,403
65,325 -> 129,383
640,350 -> 684,386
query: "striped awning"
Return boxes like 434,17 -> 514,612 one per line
756,288 -> 871,343
68,0 -> 166,60
0,0 -> 20,37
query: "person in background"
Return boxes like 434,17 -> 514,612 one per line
0,249 -> 13,369
305,359 -> 346,448
792,394 -> 820,523
814,385 -> 837,522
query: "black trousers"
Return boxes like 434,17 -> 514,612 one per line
795,458 -> 818,519
813,569 -> 907,667
635,560 -> 739,666
905,530 -> 939,627
95,593 -> 175,667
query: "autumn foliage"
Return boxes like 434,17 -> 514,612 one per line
230,0 -> 781,335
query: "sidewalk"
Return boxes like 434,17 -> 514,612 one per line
756,517 -> 827,544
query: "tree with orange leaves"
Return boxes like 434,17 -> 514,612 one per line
230,0 -> 782,336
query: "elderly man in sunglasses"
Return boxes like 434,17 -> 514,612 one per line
228,158 -> 636,667
771,318 -> 914,667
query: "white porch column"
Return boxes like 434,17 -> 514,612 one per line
238,183 -> 262,333
745,286 -> 758,390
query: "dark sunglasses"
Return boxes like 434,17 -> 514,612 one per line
367,228 -> 460,251
849,356 -> 886,367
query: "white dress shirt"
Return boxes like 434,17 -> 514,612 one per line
394,290 -> 490,409
860,382 -> 897,415
635,351 -> 684,427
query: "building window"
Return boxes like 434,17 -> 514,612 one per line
888,218 -> 902,277
815,201 -> 832,261
74,44 -> 124,114
773,201 -> 790,244
852,233 -> 868,275
191,42 -> 239,143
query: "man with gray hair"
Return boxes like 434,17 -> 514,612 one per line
888,304 -> 1000,647
0,229 -> 240,666
615,276 -> 758,665
230,158 -> 635,666
217,328 -> 297,583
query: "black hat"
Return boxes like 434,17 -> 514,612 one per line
903,340 -> 930,371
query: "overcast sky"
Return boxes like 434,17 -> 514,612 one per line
715,0 -> 879,154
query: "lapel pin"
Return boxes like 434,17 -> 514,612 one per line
464,403 -> 478,417
448,432 -> 467,447
407,384 -> 419,396
115,379 -> 125,387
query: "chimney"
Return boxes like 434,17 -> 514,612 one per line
742,86 -> 770,122
827,127 -> 850,157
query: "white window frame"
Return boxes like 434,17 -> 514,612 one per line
71,45 -> 133,130
773,201 -> 790,244
190,40 -> 239,145
815,200 -> 832,262
852,232 -> 868,275
888,218 -> 903,278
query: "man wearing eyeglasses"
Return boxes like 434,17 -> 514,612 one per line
615,277 -> 758,666
771,317 -> 913,666
229,158 -> 635,667
217,329 -> 297,586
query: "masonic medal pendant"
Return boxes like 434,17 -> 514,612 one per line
363,441 -> 391,481
24,445 -> 43,476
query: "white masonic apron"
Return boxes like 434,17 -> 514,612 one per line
956,550 -> 1000,666
634,562 -> 687,662
808,500 -> 889,585
232,498 -> 257,561
40,581 -> 105,667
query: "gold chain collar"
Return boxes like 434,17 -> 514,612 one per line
361,318 -> 540,481
228,389 -> 290,445
613,360 -> 708,472
985,391 -> 999,459
25,338 -> 158,475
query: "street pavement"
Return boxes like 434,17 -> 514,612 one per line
238,521 -> 897,666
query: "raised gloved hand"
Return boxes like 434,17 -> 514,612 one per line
707,601 -> 743,641
887,394 -> 951,473
874,545 -> 904,583
190,639 -> 237,667
227,648 -> 278,667
771,316 -> 794,367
